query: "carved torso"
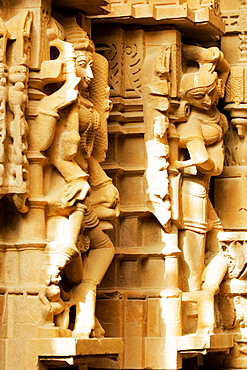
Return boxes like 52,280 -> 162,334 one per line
177,106 -> 222,148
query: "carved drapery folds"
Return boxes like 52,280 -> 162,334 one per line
144,35 -> 185,233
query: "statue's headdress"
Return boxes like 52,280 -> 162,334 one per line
62,17 -> 95,52
180,71 -> 217,96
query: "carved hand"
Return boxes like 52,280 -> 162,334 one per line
63,179 -> 90,206
175,159 -> 195,169
89,182 -> 120,218
100,183 -> 119,208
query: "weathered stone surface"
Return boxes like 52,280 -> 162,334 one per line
2,0 -> 247,369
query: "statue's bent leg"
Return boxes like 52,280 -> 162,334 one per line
72,225 -> 115,337
179,229 -> 206,292
45,204 -> 86,284
197,252 -> 228,334
41,206 -> 85,326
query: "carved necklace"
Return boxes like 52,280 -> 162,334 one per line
78,94 -> 100,158
191,106 -> 223,139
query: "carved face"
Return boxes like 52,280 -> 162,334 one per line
75,51 -> 93,90
185,82 -> 218,110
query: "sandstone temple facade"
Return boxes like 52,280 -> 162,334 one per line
1,0 -> 247,369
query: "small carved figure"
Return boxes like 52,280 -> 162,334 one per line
0,62 -> 7,184
8,66 -> 28,167
38,18 -> 119,337
0,13 -> 31,212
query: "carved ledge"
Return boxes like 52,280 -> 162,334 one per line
0,241 -> 46,250
177,333 -> 234,352
144,334 -> 233,369
52,0 -> 110,15
38,337 -> 123,367
92,2 -> 225,41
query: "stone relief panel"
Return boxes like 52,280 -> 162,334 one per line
0,11 -> 32,214
94,25 -> 144,98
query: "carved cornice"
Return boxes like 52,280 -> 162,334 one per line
52,0 -> 110,15
92,0 -> 225,41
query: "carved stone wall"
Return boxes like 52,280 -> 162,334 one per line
1,0 -> 247,370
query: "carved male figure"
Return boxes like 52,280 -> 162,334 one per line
37,18 -> 119,337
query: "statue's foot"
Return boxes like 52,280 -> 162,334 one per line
55,299 -> 74,329
72,310 -> 94,338
72,281 -> 97,337
91,317 -> 105,338
197,327 -> 214,335
197,290 -> 215,335
72,327 -> 91,338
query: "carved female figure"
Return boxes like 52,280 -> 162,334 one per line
176,47 -> 230,301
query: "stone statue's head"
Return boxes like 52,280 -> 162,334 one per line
180,71 -> 224,110
63,17 -> 95,90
